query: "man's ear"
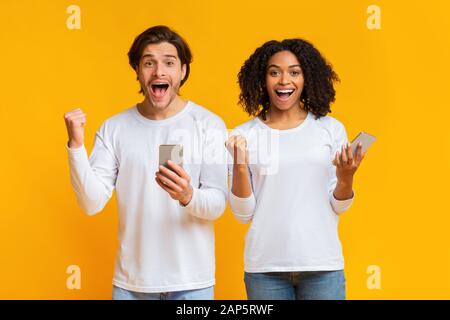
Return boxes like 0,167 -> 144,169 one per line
181,64 -> 187,81
135,66 -> 140,80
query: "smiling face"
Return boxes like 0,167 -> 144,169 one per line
137,41 -> 186,110
266,50 -> 304,112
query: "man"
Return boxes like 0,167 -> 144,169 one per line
64,25 -> 228,300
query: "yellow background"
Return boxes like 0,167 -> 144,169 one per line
0,0 -> 449,299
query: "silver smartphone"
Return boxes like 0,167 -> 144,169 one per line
159,144 -> 183,168
351,132 -> 376,155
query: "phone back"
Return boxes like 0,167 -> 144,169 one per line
351,132 -> 376,155
159,144 -> 183,168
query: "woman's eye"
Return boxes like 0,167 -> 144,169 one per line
270,70 -> 279,76
291,71 -> 301,76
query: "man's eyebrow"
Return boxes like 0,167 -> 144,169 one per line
267,64 -> 301,68
141,53 -> 178,59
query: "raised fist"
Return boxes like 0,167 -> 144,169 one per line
64,108 -> 86,148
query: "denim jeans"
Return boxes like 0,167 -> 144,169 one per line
112,285 -> 214,300
244,270 -> 346,300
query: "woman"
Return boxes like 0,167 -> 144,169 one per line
226,39 -> 366,300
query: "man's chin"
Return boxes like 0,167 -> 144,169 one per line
144,90 -> 178,109
147,96 -> 173,110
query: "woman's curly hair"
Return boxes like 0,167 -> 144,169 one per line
238,39 -> 339,120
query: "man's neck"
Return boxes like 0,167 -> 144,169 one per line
137,97 -> 187,120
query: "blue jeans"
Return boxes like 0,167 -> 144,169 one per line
244,270 -> 346,300
112,285 -> 214,300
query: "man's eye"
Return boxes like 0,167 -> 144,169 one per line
167,61 -> 174,66
144,61 -> 153,66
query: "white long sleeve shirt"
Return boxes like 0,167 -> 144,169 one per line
67,101 -> 228,292
228,112 -> 354,273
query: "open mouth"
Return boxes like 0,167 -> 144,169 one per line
275,89 -> 295,99
150,83 -> 169,97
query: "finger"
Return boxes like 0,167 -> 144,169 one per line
64,108 -> 82,115
237,139 -> 247,149
167,160 -> 189,180
158,165 -> 183,185
68,114 -> 86,121
66,112 -> 86,120
355,143 -> 363,163
233,137 -> 238,160
225,135 -> 234,146
156,175 -> 181,194
155,173 -> 182,192
236,136 -> 246,146
347,142 -> 354,164
68,115 -> 87,126
155,177 -> 177,196
227,136 -> 237,152
340,145 -> 347,164
335,151 -> 341,167
64,109 -> 84,119
359,152 -> 366,164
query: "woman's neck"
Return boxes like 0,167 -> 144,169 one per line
262,104 -> 308,130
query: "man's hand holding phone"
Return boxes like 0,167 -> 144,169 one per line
156,145 -> 193,206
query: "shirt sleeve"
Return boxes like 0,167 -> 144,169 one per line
227,129 -> 256,224
182,118 -> 228,221
328,121 -> 355,215
67,122 -> 118,215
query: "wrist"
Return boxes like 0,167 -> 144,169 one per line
334,179 -> 354,200
180,186 -> 193,206
233,163 -> 249,173
68,140 -> 83,149
336,177 -> 353,188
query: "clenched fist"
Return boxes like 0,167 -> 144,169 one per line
225,135 -> 248,166
64,108 -> 86,148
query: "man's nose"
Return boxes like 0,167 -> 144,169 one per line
154,63 -> 166,77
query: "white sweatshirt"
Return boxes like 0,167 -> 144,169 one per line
67,101 -> 228,293
228,111 -> 354,273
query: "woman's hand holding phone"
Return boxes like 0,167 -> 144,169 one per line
333,142 -> 365,183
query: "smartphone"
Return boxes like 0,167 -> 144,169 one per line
159,144 -> 183,168
351,132 -> 376,155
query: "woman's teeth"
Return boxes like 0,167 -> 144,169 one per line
275,89 -> 294,98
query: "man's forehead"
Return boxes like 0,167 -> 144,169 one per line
141,42 -> 179,59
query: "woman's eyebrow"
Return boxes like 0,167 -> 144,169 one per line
267,64 -> 301,68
